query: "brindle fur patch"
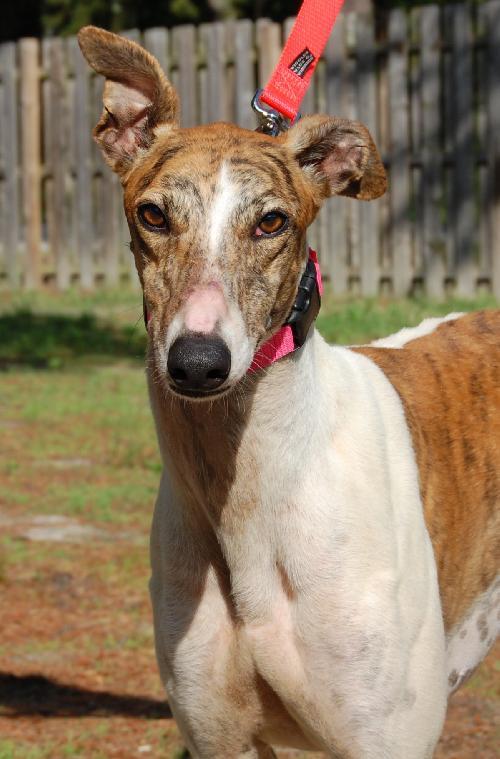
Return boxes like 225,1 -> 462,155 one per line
124,123 -> 320,352
356,311 -> 500,632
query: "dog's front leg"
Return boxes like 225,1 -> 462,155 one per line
150,483 -> 270,758
151,567 -> 275,758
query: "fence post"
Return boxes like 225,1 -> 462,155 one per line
0,43 -> 20,288
388,9 -> 412,296
200,22 -> 228,124
355,11 -> 379,296
172,25 -> 197,128
45,37 -> 71,290
324,12 -> 349,293
420,5 -> 445,298
233,20 -> 256,130
69,38 -> 94,289
449,4 -> 476,296
485,0 -> 500,298
256,19 -> 281,88
19,38 -> 42,290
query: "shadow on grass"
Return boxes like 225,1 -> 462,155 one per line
0,672 -> 171,719
0,310 -> 147,369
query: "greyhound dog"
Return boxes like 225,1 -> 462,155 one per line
78,26 -> 499,759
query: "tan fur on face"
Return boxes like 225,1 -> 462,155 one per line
124,123 -> 318,365
123,115 -> 384,384
78,27 -> 386,388
355,311 -> 500,631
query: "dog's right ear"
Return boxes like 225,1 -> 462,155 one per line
78,26 -> 179,177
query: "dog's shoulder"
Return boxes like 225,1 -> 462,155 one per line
354,309 -> 500,397
353,310 -> 500,633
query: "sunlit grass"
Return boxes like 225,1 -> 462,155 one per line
316,292 -> 497,345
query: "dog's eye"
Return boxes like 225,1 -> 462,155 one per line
138,203 -> 168,231
255,212 -> 288,237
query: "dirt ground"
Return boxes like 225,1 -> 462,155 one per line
0,363 -> 498,758
0,533 -> 498,759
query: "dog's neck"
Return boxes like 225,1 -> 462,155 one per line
148,329 -> 321,532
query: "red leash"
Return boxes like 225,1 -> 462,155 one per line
253,0 -> 346,131
248,0 -> 343,369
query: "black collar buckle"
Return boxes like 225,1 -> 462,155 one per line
285,255 -> 321,348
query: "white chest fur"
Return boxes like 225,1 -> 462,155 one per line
150,332 -> 449,758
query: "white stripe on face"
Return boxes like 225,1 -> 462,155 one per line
209,162 -> 238,259
158,161 -> 256,385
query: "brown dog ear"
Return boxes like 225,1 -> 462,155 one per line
78,26 -> 179,177
281,115 -> 387,200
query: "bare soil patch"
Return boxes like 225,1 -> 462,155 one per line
0,530 -> 497,758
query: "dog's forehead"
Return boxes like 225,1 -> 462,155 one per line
127,122 -> 297,201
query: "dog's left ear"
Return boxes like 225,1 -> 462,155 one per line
281,115 -> 387,200
78,26 -> 179,177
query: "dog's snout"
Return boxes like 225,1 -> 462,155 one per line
167,333 -> 231,394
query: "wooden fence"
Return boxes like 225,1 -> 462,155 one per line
1,2 -> 500,297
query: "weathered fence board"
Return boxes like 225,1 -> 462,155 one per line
201,22 -> 228,124
355,11 -> 379,296
420,5 -> 445,298
172,25 -> 197,129
449,4 -> 476,296
0,43 -> 20,287
19,38 -> 41,289
0,4 -> 499,297
323,13 -> 348,294
233,20 -> 256,130
44,37 -> 71,289
70,37 -> 94,289
143,27 -> 169,74
388,10 -> 412,297
484,0 -> 500,298
256,19 -> 281,88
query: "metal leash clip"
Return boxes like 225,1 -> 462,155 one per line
251,89 -> 299,136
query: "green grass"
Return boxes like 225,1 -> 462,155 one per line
0,288 -> 145,368
0,359 -> 158,529
0,737 -> 111,759
0,288 -> 497,528
0,287 -> 496,368
0,288 -> 497,758
0,742 -> 56,759
0,311 -> 145,368
316,292 -> 498,344
0,287 -> 144,318
1,286 -> 496,531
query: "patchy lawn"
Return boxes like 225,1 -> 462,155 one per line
0,290 -> 498,757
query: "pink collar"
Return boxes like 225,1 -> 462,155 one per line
248,249 -> 323,373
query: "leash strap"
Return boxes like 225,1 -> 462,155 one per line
259,0 -> 345,123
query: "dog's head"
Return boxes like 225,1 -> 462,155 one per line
78,26 -> 386,400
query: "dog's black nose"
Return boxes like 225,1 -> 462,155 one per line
167,333 -> 231,393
